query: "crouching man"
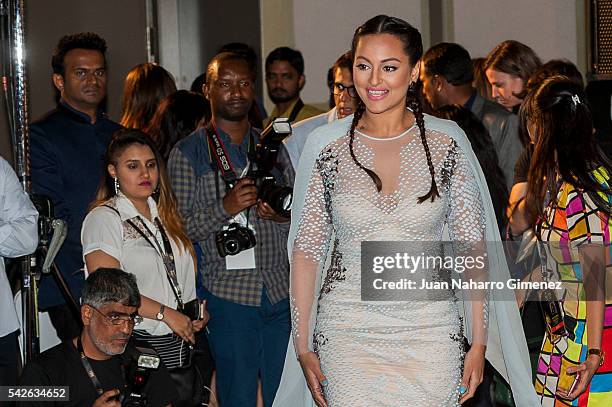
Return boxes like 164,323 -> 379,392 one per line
20,268 -> 179,406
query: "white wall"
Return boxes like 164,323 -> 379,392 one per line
452,0 -> 578,63
291,0 -> 425,107
262,0 -> 584,109
260,0 -> 297,112
157,0 -> 203,89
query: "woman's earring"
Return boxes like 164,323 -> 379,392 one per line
114,178 -> 120,194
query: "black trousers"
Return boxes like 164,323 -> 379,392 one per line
0,330 -> 19,386
195,329 -> 215,403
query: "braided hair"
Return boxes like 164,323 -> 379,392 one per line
348,99 -> 381,190
409,80 -> 440,202
348,15 -> 439,203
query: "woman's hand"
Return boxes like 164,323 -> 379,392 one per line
191,309 -> 209,332
459,344 -> 485,404
556,355 -> 601,400
191,299 -> 209,332
163,307 -> 195,344
298,351 -> 328,407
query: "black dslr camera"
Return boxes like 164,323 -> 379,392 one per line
215,222 -> 256,257
248,118 -> 293,218
215,119 -> 293,258
117,346 -> 161,406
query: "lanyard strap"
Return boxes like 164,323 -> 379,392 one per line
126,217 -> 184,310
287,98 -> 304,123
77,336 -> 106,396
101,203 -> 184,309
271,99 -> 305,124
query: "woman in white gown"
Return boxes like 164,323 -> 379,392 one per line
273,15 -> 540,407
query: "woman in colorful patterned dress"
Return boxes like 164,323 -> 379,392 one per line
522,76 -> 611,405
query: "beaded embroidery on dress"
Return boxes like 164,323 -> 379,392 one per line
272,114 -> 541,407
290,126 -> 485,406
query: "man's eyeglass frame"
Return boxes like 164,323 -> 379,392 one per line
332,83 -> 358,98
88,304 -> 143,326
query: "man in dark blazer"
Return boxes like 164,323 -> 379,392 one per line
29,33 -> 121,341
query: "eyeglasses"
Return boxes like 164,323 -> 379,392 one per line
89,305 -> 143,326
332,83 -> 358,98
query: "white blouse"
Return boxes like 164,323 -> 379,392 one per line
81,193 -> 196,336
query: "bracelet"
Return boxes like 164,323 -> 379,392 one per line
587,348 -> 605,367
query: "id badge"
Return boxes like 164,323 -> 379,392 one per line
224,215 -> 256,270
225,246 -> 256,269
225,166 -> 256,269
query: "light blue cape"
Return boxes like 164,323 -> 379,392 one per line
273,113 -> 540,406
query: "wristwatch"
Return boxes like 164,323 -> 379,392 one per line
155,304 -> 165,321
587,348 -> 605,366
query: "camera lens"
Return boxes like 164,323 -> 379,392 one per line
260,184 -> 292,216
224,238 -> 241,256
215,223 -> 256,257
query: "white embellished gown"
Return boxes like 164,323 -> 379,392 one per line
289,123 -> 488,406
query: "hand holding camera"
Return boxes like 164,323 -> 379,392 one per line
93,389 -> 121,407
215,119 -> 293,257
257,199 -> 290,223
222,178 -> 258,216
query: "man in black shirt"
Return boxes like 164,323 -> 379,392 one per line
20,268 -> 178,407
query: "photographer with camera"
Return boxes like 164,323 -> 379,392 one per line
20,268 -> 178,406
168,51 -> 292,407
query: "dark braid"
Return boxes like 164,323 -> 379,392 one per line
408,81 -> 439,203
348,100 -> 383,192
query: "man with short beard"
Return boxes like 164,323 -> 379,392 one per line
168,52 -> 291,407
264,46 -> 323,127
19,268 -> 177,407
30,33 -> 122,342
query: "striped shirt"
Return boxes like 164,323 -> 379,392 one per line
168,126 -> 291,306
133,330 -> 188,369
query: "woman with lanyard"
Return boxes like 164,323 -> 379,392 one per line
82,129 -> 206,368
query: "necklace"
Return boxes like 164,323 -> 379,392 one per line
355,123 -> 416,141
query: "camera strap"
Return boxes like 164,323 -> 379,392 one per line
205,122 -> 239,186
77,335 -> 127,397
126,217 -> 185,310
287,98 -> 304,123
204,122 -> 256,200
